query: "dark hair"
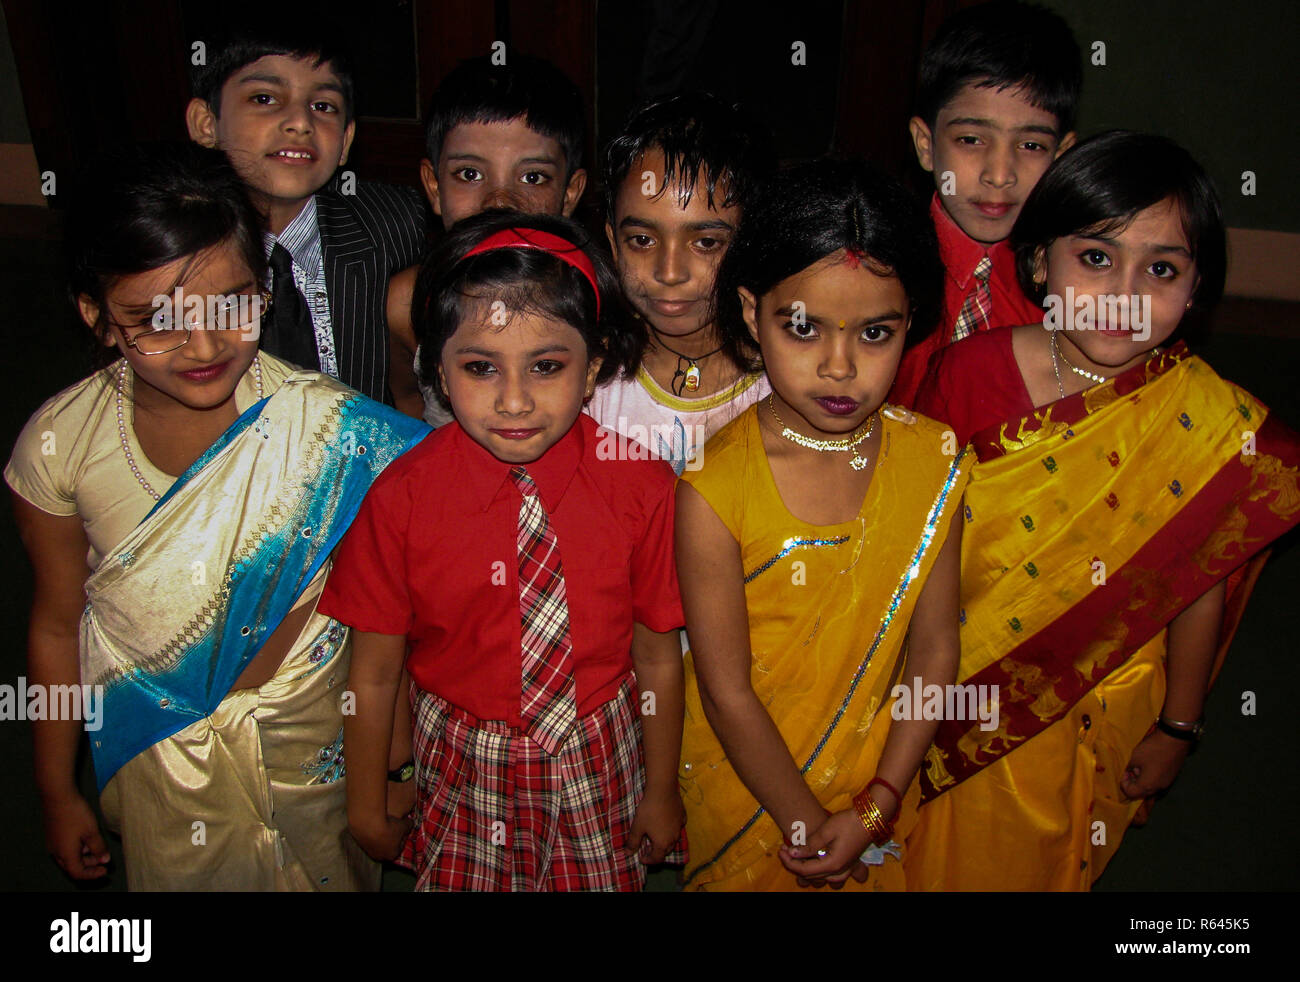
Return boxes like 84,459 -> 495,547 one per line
412,211 -> 638,411
715,159 -> 945,366
189,16 -> 355,123
424,55 -> 585,176
916,1 -> 1081,134
1011,131 -> 1226,316
602,91 -> 774,219
66,142 -> 268,365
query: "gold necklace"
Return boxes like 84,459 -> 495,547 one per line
767,396 -> 877,471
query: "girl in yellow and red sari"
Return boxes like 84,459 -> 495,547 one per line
907,131 -> 1300,890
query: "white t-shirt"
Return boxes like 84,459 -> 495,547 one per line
585,366 -> 770,476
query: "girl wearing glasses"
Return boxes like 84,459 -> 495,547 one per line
5,143 -> 427,890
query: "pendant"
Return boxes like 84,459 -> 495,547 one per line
850,453 -> 870,471
683,362 -> 701,391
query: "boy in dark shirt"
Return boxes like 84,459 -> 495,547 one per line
387,53 -> 589,423
186,22 -> 428,403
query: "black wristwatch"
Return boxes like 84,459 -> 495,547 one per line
1156,716 -> 1205,743
387,761 -> 415,783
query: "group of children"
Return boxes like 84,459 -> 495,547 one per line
7,3 -> 1299,892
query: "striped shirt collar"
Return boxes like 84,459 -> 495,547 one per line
263,196 -> 322,273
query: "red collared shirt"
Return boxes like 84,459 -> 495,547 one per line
914,325 -> 1033,446
890,193 -> 1043,408
318,413 -> 684,724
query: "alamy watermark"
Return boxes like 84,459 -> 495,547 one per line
891,676 -> 999,732
147,288 -> 268,340
1042,288 -> 1152,342
0,677 -> 103,731
594,417 -> 706,472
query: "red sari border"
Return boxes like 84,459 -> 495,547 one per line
969,342 -> 1188,463
921,380 -> 1300,802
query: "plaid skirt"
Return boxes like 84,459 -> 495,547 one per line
400,675 -> 687,891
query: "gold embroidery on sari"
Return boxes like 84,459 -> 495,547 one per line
1244,452 -> 1300,519
1002,658 -> 1069,721
92,391 -> 350,690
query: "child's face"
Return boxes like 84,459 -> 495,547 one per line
909,82 -> 1074,244
1036,196 -> 1199,365
606,149 -> 741,342
740,250 -> 909,439
78,241 -> 263,412
188,55 -> 355,218
438,303 -> 603,464
423,118 -> 586,230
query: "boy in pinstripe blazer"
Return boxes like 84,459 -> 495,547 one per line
185,23 -> 429,404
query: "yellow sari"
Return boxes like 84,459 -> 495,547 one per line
679,404 -> 970,891
905,346 -> 1300,890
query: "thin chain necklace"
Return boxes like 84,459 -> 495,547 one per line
1053,331 -> 1108,384
1048,331 -> 1067,399
767,395 -> 877,471
650,328 -> 724,396
117,356 -> 264,501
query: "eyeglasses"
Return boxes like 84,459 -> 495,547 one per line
108,290 -> 273,356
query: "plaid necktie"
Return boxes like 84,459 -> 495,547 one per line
951,255 -> 993,343
511,466 -> 577,755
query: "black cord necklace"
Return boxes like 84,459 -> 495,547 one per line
650,329 -> 724,396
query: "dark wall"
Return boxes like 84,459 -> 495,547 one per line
4,0 -> 1294,232
1042,0 -> 1298,233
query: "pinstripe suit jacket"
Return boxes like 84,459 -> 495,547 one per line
316,181 -> 429,404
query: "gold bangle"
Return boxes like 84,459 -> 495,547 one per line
853,789 -> 892,845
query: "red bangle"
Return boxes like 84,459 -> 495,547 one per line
867,777 -> 902,817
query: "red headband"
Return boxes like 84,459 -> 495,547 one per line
462,227 -> 601,318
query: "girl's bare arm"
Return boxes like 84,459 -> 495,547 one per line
12,492 -> 110,879
676,483 -> 826,842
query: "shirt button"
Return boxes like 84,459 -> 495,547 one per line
1081,714 -> 1092,729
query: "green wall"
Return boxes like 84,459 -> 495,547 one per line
1041,0 -> 1298,233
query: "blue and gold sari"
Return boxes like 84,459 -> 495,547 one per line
81,372 -> 427,890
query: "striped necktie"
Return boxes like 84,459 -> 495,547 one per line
510,466 -> 577,755
951,255 -> 993,343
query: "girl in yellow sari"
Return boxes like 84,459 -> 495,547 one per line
908,132 -> 1300,890
677,161 -> 970,891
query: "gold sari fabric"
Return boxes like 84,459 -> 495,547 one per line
679,405 -> 970,891
905,350 -> 1300,890
99,591 -> 380,891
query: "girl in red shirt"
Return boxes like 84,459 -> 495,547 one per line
319,211 -> 688,890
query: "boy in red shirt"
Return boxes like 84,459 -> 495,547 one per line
891,0 -> 1081,406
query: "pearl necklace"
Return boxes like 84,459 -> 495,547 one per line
767,395 -> 878,471
117,356 -> 263,500
1054,331 -> 1108,384
1049,330 -> 1109,400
